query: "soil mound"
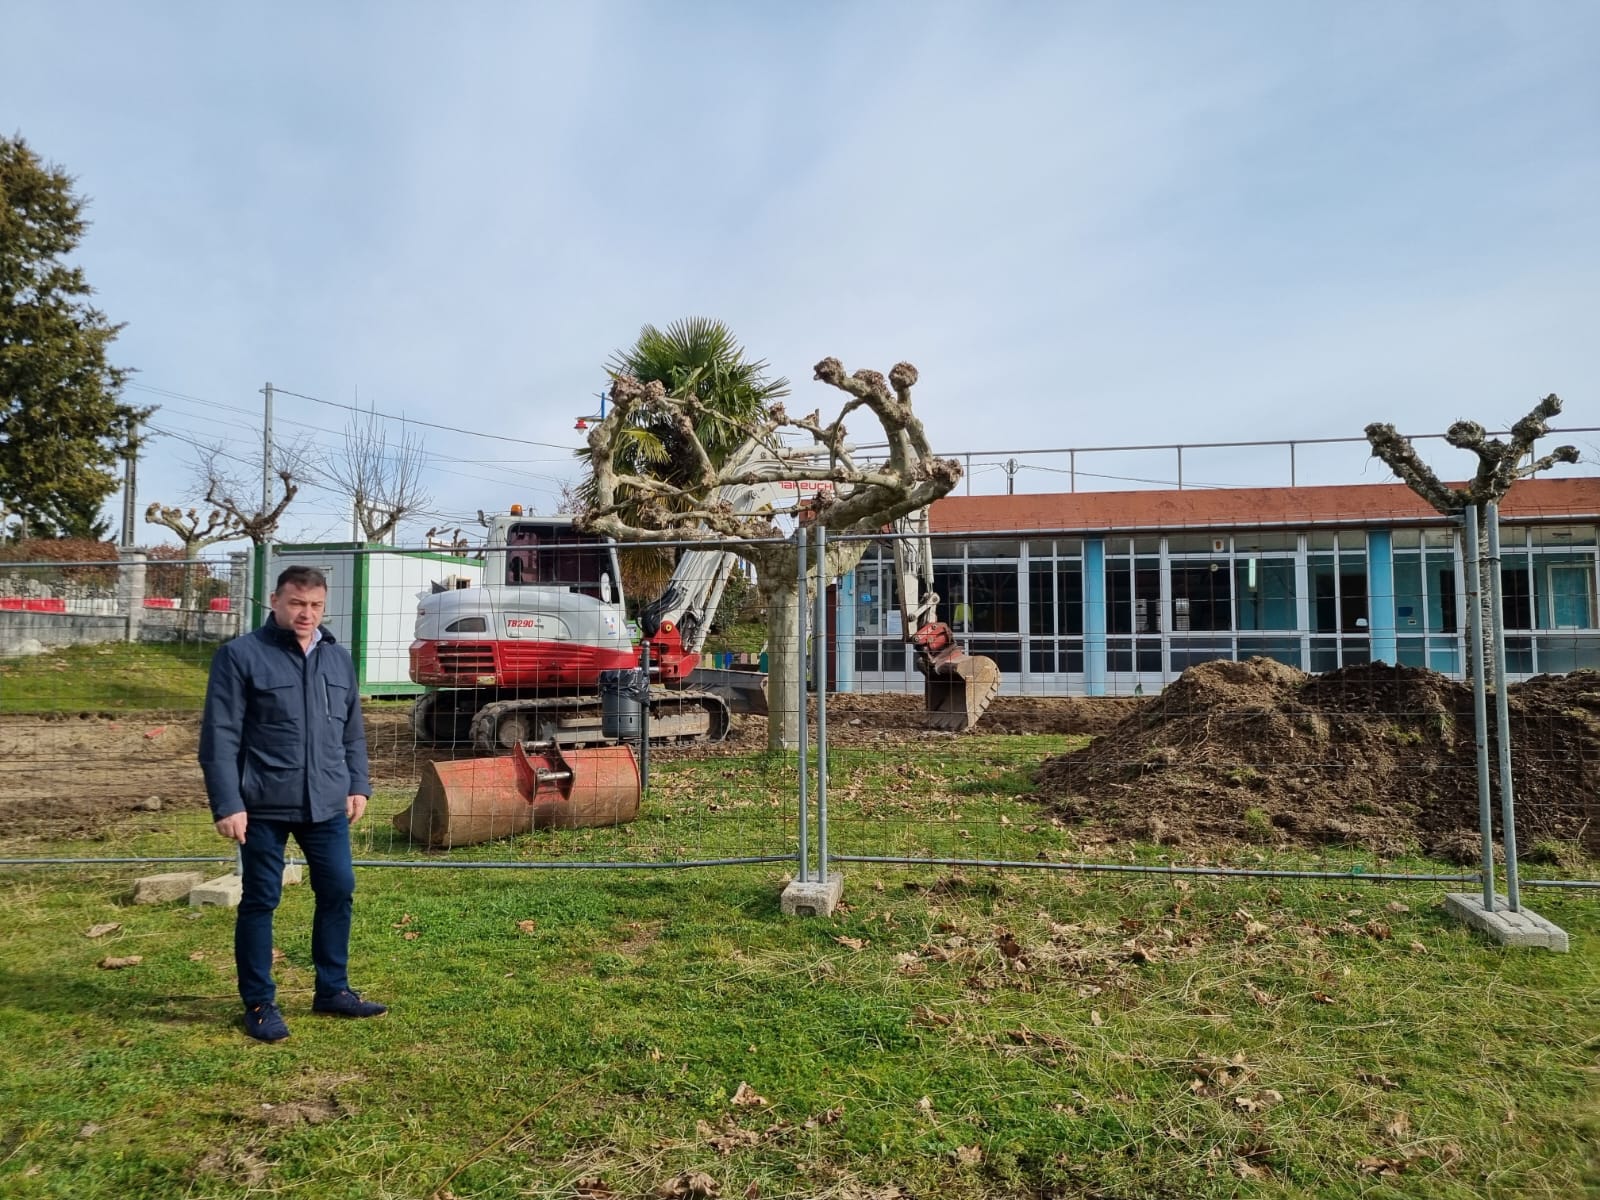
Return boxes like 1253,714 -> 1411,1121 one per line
1035,659 -> 1600,861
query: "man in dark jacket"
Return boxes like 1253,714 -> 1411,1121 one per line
199,565 -> 386,1042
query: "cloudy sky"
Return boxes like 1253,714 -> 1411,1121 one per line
5,2 -> 1597,542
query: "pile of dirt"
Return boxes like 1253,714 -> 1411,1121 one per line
1035,659 -> 1600,860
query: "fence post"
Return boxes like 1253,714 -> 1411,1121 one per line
1485,502 -> 1521,911
228,551 -> 250,636
118,548 -> 147,644
815,525 -> 829,884
796,525 -> 809,884
1463,505 -> 1495,910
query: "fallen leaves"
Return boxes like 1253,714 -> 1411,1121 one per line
696,1119 -> 760,1154
97,955 -> 142,970
803,1105 -> 843,1129
516,919 -> 538,935
952,1144 -> 983,1166
656,1170 -> 719,1198
1233,1089 -> 1284,1113
730,1082 -> 767,1109
834,936 -> 866,952
1005,1026 -> 1074,1053
84,922 -> 121,939
1382,1110 -> 1412,1139
1356,1152 -> 1423,1177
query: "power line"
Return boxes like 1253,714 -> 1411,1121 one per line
268,385 -> 582,452
131,382 -> 580,479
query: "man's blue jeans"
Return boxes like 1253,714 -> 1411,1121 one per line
236,814 -> 355,1006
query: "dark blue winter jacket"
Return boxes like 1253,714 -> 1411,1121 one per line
199,616 -> 372,822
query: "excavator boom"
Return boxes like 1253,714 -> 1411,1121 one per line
893,510 -> 1001,732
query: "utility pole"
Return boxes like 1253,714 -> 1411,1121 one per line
254,381 -> 275,622
261,381 -> 274,518
119,418 -> 140,547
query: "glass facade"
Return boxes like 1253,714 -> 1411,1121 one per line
847,523 -> 1600,694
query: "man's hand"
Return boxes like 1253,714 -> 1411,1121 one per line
215,813 -> 248,844
347,794 -> 368,824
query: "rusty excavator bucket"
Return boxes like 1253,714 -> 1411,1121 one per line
912,622 -> 1001,733
394,742 -> 641,849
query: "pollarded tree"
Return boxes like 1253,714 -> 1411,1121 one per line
1366,394 -> 1579,672
322,410 -> 433,543
144,502 -> 243,615
582,356 -> 962,749
0,135 -> 150,538
190,434 -> 321,546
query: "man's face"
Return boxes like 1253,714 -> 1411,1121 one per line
270,582 -> 327,641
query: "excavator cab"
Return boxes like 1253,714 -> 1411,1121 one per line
911,621 -> 1001,732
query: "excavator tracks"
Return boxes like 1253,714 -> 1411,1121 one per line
413,689 -> 733,752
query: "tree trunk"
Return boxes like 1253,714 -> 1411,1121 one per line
1473,510 -> 1494,685
761,574 -> 804,751
756,539 -> 868,750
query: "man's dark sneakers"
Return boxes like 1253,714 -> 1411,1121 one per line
312,989 -> 388,1018
244,1002 -> 290,1042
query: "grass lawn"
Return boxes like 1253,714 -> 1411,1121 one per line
2,740 -> 1596,1199
0,641 -> 216,713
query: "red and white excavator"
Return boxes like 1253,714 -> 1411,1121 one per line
406,440 -> 1000,753
395,440 -> 1000,846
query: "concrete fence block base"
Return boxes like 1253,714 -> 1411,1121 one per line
1444,893 -> 1569,952
189,874 -> 244,909
131,872 -> 205,904
781,873 -> 844,917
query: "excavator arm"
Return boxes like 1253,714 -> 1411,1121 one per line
891,508 -> 1001,732
638,438 -> 838,683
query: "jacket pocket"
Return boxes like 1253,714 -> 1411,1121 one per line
251,679 -> 300,728
324,678 -> 350,727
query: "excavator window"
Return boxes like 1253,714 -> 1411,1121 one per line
505,523 -> 611,597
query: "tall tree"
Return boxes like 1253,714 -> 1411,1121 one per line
0,135 -> 148,539
583,357 -> 964,749
1366,395 -> 1579,673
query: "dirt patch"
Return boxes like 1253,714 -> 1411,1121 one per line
0,694 -> 1123,842
701,692 -> 1138,756
0,712 -> 208,841
10,672 -> 1594,864
1035,659 -> 1600,860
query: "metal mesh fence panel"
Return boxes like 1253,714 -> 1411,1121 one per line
1,515 -> 1595,895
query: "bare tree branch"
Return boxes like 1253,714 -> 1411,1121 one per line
322,411 -> 434,542
1366,393 -> 1578,514
579,356 -> 966,748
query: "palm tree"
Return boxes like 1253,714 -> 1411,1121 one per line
574,318 -> 790,606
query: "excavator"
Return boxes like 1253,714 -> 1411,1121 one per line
394,441 -> 1000,846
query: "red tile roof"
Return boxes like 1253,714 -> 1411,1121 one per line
929,478 -> 1600,535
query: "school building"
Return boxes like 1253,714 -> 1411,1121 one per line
837,477 -> 1600,696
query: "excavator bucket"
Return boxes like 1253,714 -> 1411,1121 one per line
395,757 -> 529,849
923,651 -> 1002,732
912,621 -> 1001,733
394,743 -> 641,848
